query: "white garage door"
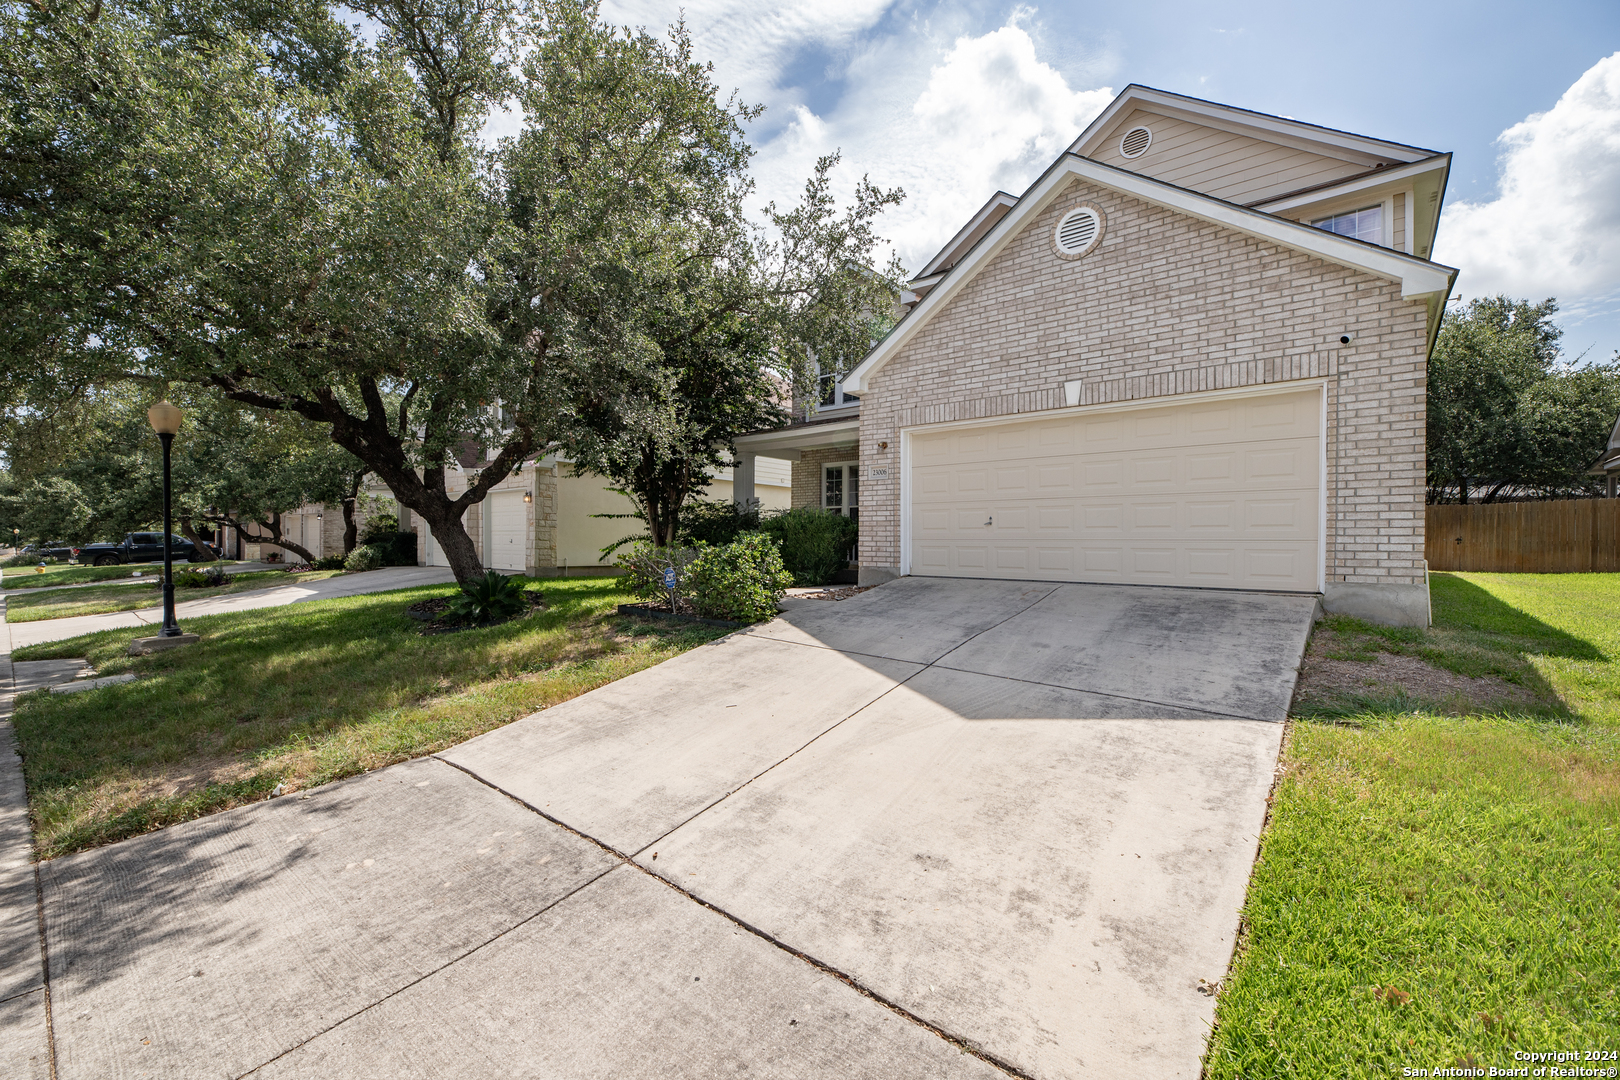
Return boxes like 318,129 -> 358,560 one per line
489,491 -> 528,571
907,386 -> 1323,592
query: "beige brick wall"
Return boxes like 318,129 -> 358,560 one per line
859,177 -> 1431,588
790,448 -> 861,510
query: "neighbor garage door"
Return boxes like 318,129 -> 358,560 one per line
907,386 -> 1322,592
488,490 -> 528,571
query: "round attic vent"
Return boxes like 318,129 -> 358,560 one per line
1053,206 -> 1103,259
1119,126 -> 1153,158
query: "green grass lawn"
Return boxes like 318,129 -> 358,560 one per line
11,576 -> 727,859
1206,573 -> 1620,1074
3,562 -> 244,589
3,569 -> 339,622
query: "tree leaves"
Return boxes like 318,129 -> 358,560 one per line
1427,296 -> 1620,502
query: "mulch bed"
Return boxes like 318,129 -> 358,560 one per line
796,585 -> 874,602
407,593 -> 548,635
1292,629 -> 1545,714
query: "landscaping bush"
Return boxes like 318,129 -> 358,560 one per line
380,530 -> 418,566
616,540 -> 702,601
685,533 -> 793,623
2,553 -> 37,568
313,555 -> 347,571
173,565 -> 226,588
758,507 -> 858,586
343,545 -> 384,572
359,514 -> 398,543
350,529 -> 418,566
446,570 -> 531,624
677,499 -> 760,546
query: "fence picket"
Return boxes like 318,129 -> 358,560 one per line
1425,500 -> 1620,573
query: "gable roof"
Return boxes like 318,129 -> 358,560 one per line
915,191 -> 1020,280
1070,84 -> 1437,166
843,153 -> 1457,395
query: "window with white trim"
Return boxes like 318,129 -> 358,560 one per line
809,361 -> 859,419
1311,205 -> 1382,244
822,462 -> 858,522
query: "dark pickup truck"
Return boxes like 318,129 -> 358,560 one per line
78,533 -> 215,566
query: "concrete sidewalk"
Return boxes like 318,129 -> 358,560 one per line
0,595 -> 58,1078
7,565 -> 456,650
0,561 -> 280,596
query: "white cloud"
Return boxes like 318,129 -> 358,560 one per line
1438,52 -> 1620,354
746,9 -> 1114,273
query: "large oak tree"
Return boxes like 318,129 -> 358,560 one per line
2,0 -> 902,583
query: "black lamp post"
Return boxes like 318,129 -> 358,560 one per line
148,399 -> 185,637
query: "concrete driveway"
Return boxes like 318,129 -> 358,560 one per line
9,577 -> 1316,1079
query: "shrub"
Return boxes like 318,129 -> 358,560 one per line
174,565 -> 226,588
313,555 -> 347,571
343,544 -> 383,572
759,507 -> 857,586
678,499 -> 760,546
447,570 -> 531,624
616,540 -> 702,601
685,533 -> 793,623
379,531 -> 419,566
359,513 -> 399,543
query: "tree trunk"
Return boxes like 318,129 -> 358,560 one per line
340,467 -> 368,555
253,511 -> 318,564
176,515 -> 219,562
211,379 -> 532,590
342,501 -> 359,555
1457,475 -> 1470,505
420,508 -> 485,586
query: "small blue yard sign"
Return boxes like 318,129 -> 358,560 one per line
663,567 -> 678,589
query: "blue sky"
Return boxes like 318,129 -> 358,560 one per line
595,0 -> 1620,365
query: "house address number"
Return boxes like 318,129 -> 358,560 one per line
871,468 -> 889,478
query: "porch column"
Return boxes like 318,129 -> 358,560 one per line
733,452 -> 757,511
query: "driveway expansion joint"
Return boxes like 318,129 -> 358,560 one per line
929,661 -> 1275,723
433,752 -> 1030,1079
232,764 -> 623,1079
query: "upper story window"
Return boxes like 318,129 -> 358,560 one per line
1311,205 -> 1382,245
812,364 -> 860,416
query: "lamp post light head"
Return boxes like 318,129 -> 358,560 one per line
147,400 -> 184,436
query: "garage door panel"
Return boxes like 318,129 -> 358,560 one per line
907,388 -> 1323,592
489,491 -> 527,571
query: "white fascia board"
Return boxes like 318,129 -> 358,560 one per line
917,192 -> 1021,278
1251,155 -> 1451,214
846,155 -> 1457,394
1071,85 -> 1434,165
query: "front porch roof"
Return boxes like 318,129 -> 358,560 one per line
734,418 -> 859,460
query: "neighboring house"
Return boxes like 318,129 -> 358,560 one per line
237,457 -> 792,572
735,84 -> 1458,626
1590,411 -> 1620,498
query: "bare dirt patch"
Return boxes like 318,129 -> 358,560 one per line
1294,646 -> 1544,714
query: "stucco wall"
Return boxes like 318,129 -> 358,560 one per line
858,177 -> 1431,589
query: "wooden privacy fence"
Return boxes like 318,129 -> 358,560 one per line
1425,499 -> 1620,573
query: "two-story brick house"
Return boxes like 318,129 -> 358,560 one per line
734,84 -> 1457,625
